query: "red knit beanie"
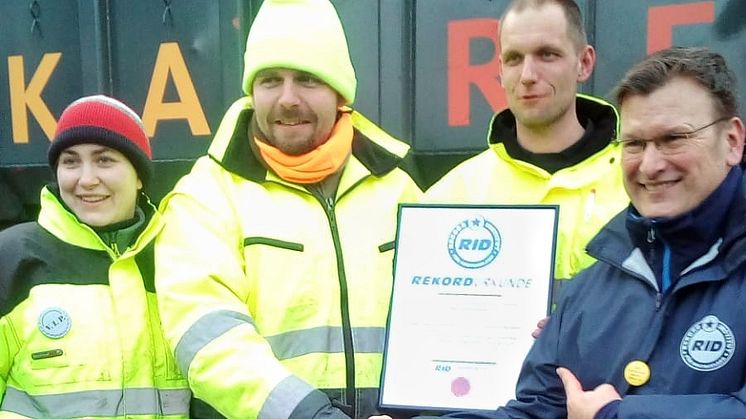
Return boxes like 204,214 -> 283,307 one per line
48,95 -> 153,185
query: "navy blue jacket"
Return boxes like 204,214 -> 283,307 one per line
434,174 -> 746,419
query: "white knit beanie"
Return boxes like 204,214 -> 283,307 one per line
241,0 -> 357,105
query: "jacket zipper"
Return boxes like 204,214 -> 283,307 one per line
111,241 -> 121,257
646,226 -> 665,311
321,195 -> 357,418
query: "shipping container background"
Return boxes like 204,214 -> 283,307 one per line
1,0 -> 745,228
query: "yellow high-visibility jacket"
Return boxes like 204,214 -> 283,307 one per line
427,95 -> 628,299
155,98 -> 422,419
0,187 -> 190,418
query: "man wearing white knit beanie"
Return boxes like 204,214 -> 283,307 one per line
155,1 -> 423,418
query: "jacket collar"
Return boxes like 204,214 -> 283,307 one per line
627,166 -> 740,263
588,168 -> 746,288
208,99 -> 407,185
38,185 -> 161,255
487,94 -> 619,173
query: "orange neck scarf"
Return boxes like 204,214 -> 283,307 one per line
255,113 -> 353,184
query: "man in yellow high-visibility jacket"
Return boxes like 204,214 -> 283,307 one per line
427,0 -> 629,304
154,1 -> 422,418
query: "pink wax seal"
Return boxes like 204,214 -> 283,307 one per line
451,376 -> 471,397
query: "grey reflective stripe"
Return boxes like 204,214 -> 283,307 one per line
175,309 -> 255,378
265,326 -> 384,360
258,375 -> 314,419
2,387 -> 190,417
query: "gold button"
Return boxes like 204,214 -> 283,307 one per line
624,360 -> 650,386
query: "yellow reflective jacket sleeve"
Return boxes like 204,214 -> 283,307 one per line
0,316 -> 19,406
156,163 -> 301,419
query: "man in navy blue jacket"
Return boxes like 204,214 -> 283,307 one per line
544,46 -> 746,419
371,46 -> 746,419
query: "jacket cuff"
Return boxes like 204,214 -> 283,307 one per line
289,389 -> 351,419
594,399 -> 621,419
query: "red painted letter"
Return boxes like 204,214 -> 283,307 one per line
447,18 -> 506,127
648,2 -> 714,54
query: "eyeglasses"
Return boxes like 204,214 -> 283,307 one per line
615,116 -> 731,156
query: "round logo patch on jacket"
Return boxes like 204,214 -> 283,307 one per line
38,307 -> 72,339
680,315 -> 735,372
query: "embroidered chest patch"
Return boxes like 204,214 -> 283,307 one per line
680,315 -> 735,372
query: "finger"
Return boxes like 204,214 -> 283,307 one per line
537,316 -> 549,328
556,367 -> 583,394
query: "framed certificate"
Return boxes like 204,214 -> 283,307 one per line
379,204 -> 558,412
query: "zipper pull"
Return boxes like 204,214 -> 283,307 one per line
655,292 -> 663,310
647,227 -> 655,243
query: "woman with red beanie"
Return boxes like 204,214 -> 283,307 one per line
0,95 -> 190,418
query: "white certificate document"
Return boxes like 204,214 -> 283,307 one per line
379,204 -> 558,412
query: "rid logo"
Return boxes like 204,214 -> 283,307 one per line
680,315 -> 735,372
447,216 -> 501,269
